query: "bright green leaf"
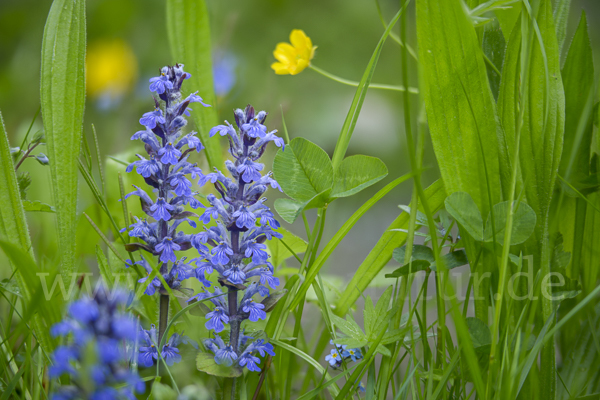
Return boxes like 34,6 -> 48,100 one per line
22,200 -> 55,213
330,155 -> 388,198
273,137 -> 333,202
41,0 -> 86,283
267,227 -> 308,267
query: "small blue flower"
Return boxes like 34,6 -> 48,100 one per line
232,206 -> 256,229
139,108 -> 166,129
150,197 -> 174,221
238,352 -> 261,372
325,348 -> 342,366
209,122 -> 236,138
247,339 -> 275,357
215,345 -> 237,366
170,174 -> 192,196
259,210 -> 280,229
126,155 -> 160,178
158,142 -> 182,165
236,159 -> 264,183
49,346 -> 77,378
69,299 -> 99,324
244,241 -> 268,263
138,273 -> 161,296
161,344 -> 181,366
205,307 -> 229,333
149,69 -> 173,94
155,237 -> 181,263
211,242 -> 233,265
223,267 -> 246,284
241,117 -> 267,138
342,348 -> 363,362
242,299 -> 266,322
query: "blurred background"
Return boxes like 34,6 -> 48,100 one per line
1,0 -> 599,298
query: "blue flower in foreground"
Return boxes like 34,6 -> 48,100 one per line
238,352 -> 261,372
149,67 -> 174,94
205,307 -> 229,333
242,299 -> 266,322
49,287 -> 143,400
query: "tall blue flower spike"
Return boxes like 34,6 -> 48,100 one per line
121,64 -> 209,347
49,287 -> 144,400
188,105 -> 283,372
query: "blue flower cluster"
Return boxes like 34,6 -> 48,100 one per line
325,340 -> 363,368
122,64 -> 209,298
137,324 -> 197,367
187,105 -> 283,371
49,288 -> 143,400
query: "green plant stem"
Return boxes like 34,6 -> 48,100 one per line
309,65 -> 418,94
158,294 -> 170,345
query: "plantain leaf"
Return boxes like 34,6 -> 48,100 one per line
166,0 -> 222,170
417,0 -> 509,218
41,0 -> 86,282
273,137 -> 333,203
330,155 -> 388,198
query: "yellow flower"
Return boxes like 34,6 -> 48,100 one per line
86,39 -> 137,100
271,29 -> 316,75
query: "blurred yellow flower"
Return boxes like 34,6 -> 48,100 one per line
271,29 -> 316,75
86,39 -> 137,101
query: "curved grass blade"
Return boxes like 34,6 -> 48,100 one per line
166,0 -> 222,170
40,0 -> 86,285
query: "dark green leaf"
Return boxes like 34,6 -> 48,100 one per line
431,249 -> 469,270
482,19 -> 505,100
466,317 -> 491,349
392,244 -> 435,264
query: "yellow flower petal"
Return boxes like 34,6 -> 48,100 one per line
273,43 -> 297,64
271,62 -> 291,75
290,29 -> 310,51
291,59 -> 309,75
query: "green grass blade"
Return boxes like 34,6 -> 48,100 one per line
0,112 -> 55,354
166,0 -> 222,170
330,6 -> 405,170
40,0 -> 86,284
335,179 -> 446,316
289,172 -> 413,310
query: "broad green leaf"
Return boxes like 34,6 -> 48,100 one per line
466,317 -> 492,348
331,314 -> 366,346
417,0 -> 509,218
330,155 -> 388,198
273,137 -> 333,202
196,352 -> 242,378
444,192 -> 484,241
41,0 -> 86,282
483,201 -> 537,245
22,200 -> 55,213
559,12 -> 594,185
267,227 -> 308,267
494,2 -> 521,41
0,113 -> 54,353
336,179 -> 446,316
166,0 -> 222,170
